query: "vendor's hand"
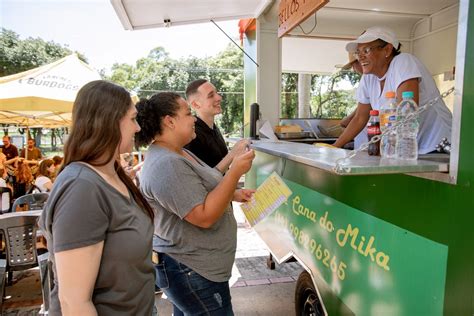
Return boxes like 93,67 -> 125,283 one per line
230,149 -> 255,176
230,139 -> 251,158
233,189 -> 256,202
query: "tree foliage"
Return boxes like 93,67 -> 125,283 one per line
281,73 -> 298,118
0,28 -> 88,149
0,28 -> 87,76
281,70 -> 361,119
107,43 -> 244,135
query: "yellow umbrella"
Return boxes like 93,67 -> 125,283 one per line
0,54 -> 101,127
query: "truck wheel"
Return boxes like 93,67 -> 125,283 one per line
295,271 -> 324,316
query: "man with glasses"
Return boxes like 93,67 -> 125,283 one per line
333,26 -> 452,154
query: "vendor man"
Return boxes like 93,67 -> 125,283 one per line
333,26 -> 452,154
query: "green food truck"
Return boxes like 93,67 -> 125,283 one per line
112,0 -> 472,314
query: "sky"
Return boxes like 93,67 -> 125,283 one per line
0,0 -> 240,71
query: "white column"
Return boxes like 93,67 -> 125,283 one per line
256,4 -> 281,127
298,73 -> 311,118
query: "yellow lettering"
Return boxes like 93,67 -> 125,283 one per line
347,224 -> 359,250
376,252 -> 390,271
363,236 -> 376,261
336,227 -> 348,247
292,195 -> 300,215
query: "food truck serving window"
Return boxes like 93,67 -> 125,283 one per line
262,0 -> 467,185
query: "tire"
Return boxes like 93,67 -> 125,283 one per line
295,271 -> 325,316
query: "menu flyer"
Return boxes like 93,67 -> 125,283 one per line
240,172 -> 293,226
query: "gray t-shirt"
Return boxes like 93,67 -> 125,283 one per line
39,162 -> 155,315
140,145 -> 237,282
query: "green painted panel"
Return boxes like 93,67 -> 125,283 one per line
458,0 -> 474,185
243,26 -> 257,138
256,172 -> 448,315
246,151 -> 474,315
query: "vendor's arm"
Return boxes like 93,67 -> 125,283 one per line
185,149 -> 255,228
55,242 -> 103,316
397,78 -> 420,104
333,103 -> 371,148
340,110 -> 355,128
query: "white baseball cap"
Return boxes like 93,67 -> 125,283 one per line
345,26 -> 400,52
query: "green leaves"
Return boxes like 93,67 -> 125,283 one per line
281,71 -> 361,119
107,43 -> 244,135
0,28 -> 86,76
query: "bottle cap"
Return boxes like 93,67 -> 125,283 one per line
385,91 -> 396,98
369,110 -> 379,116
402,91 -> 414,98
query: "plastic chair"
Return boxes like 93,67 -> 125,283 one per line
0,259 -> 6,308
11,192 -> 49,212
0,187 -> 12,214
0,213 -> 39,291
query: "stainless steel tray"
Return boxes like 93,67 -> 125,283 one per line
275,131 -> 313,139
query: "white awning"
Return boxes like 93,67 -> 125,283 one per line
110,0 -> 274,30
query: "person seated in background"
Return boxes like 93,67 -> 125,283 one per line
51,155 -> 63,181
20,138 -> 42,161
120,153 -> 144,184
2,135 -> 19,160
34,159 -> 55,192
0,164 -> 10,212
12,158 -> 34,199
0,164 -> 7,188
0,151 -> 6,166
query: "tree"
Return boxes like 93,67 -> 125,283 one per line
0,28 -> 87,76
0,28 -> 88,149
281,73 -> 298,118
207,44 -> 244,135
280,70 -> 361,119
107,44 -> 245,135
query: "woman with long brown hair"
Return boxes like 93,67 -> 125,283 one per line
34,159 -> 55,192
12,158 -> 34,199
39,80 -> 155,315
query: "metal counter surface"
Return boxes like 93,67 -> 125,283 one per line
250,140 -> 449,175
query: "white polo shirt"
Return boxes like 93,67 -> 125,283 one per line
355,53 -> 452,154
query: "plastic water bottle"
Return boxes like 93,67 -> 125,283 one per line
395,91 -> 419,160
380,91 -> 397,158
367,110 -> 381,156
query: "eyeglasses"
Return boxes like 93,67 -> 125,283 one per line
352,44 -> 386,59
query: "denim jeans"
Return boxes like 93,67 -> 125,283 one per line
155,252 -> 234,316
